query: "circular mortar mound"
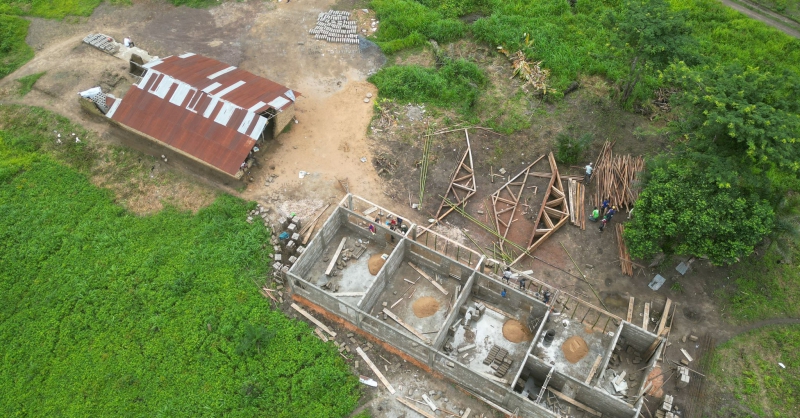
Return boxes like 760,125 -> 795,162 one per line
412,296 -> 440,318
561,335 -> 589,363
502,319 -> 534,343
367,253 -> 385,275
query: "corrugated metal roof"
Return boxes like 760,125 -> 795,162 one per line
108,53 -> 299,176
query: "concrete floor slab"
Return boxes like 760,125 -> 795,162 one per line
305,229 -> 393,295
533,315 -> 613,382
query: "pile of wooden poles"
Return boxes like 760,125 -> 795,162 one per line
593,141 -> 645,210
615,224 -> 633,276
568,179 -> 585,230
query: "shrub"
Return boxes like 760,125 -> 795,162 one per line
555,132 -> 592,165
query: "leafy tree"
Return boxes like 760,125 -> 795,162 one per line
625,154 -> 774,265
666,62 -> 800,173
608,0 -> 693,102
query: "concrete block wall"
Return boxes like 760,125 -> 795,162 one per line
272,103 -> 295,138
433,272 -> 477,349
405,240 -> 445,272
572,378 -> 636,417
289,205 -> 343,279
512,310 -> 551,388
341,208 -> 405,244
432,352 -> 509,404
596,322 -> 623,384
620,321 -> 658,352
472,272 -> 547,315
633,342 -> 664,416
360,239 -> 406,311
360,313 -> 432,363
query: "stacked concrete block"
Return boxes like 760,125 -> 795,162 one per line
291,233 -> 301,242
662,394 -> 673,411
309,10 -> 360,44
278,217 -> 289,229
291,216 -> 302,230
296,246 -> 306,255
286,240 -> 297,253
677,366 -> 691,388
287,223 -> 297,233
289,255 -> 298,264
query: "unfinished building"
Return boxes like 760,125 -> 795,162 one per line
282,195 -> 665,417
83,52 -> 298,182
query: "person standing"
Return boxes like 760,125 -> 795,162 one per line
368,224 -> 376,235
502,267 -> 512,284
519,278 -> 526,291
584,162 -> 593,184
599,217 -> 608,232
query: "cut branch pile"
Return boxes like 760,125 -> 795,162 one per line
615,224 -> 633,276
593,141 -> 645,210
498,48 -> 551,94
568,179 -> 585,230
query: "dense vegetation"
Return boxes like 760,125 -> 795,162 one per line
0,14 -> 32,79
0,105 -> 360,416
710,325 -> 800,417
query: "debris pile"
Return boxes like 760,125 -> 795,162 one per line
309,10 -> 359,44
498,47 -> 551,94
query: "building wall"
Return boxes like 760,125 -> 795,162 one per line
272,103 -> 295,137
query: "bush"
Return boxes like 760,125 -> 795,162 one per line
0,15 -> 34,79
369,58 -> 486,112
555,132 -> 592,165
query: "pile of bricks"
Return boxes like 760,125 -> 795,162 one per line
309,10 -> 359,44
271,215 -> 305,281
483,345 -> 513,377
655,394 -> 678,418
83,33 -> 118,54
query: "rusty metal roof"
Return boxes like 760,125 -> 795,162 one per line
108,53 -> 298,176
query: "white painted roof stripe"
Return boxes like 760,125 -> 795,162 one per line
137,70 -> 156,89
207,66 -> 237,80
268,96 -> 290,109
248,101 -> 267,112
105,99 -> 122,119
249,116 -> 268,139
203,97 -> 220,118
142,59 -> 163,69
201,82 -> 222,94
185,90 -> 202,113
178,52 -> 196,58
153,75 -> 175,99
214,102 -> 237,126
285,90 -> 296,101
237,112 -> 256,134
213,80 -> 246,98
169,83 -> 192,106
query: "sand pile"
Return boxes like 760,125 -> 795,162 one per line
502,319 -> 534,343
412,297 -> 440,318
562,336 -> 589,363
368,254 -> 385,275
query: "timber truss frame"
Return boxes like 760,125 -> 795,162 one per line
490,154 -> 546,250
434,129 -> 475,221
512,152 -> 570,265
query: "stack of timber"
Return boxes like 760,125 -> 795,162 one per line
593,141 -> 645,210
568,179 -> 586,230
616,224 -> 633,276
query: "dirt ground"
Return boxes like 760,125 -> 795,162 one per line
0,0 -> 778,417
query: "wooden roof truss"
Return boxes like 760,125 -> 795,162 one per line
434,129 -> 476,221
490,154 -> 546,250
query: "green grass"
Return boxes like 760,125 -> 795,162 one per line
15,70 -> 44,95
0,14 -> 33,79
0,0 -> 105,18
0,105 -> 360,416
709,325 -> 800,417
748,0 -> 800,22
716,247 -> 800,321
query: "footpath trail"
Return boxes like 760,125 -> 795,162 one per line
717,317 -> 800,345
718,0 -> 800,38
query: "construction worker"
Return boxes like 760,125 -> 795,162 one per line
584,162 -> 593,184
519,278 -> 526,291
589,206 -> 600,222
502,267 -> 513,284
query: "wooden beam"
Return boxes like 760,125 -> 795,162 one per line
397,397 -> 437,418
325,237 -> 347,276
657,299 -> 672,336
643,303 -> 650,330
627,297 -> 634,323
550,185 -> 565,198
291,303 -> 337,337
383,308 -> 432,344
544,206 -> 568,218
585,354 -> 602,384
545,196 -> 565,207
357,347 -> 396,394
408,262 -> 448,295
527,152 -> 559,248
547,388 -> 602,417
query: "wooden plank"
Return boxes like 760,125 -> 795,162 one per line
681,348 -> 694,362
291,303 -> 337,337
627,297 -> 634,323
643,302 -> 650,330
547,388 -> 602,417
356,346 -> 395,394
550,185 -> 565,198
363,206 -> 378,216
422,394 -> 438,411
408,262 -> 448,295
585,354 -> 603,384
397,397 -> 437,418
462,408 -> 471,418
314,327 -> 329,342
383,308 -> 432,344
544,206 -> 568,218
325,237 -> 347,276
545,196 -> 565,207
657,299 -> 672,336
